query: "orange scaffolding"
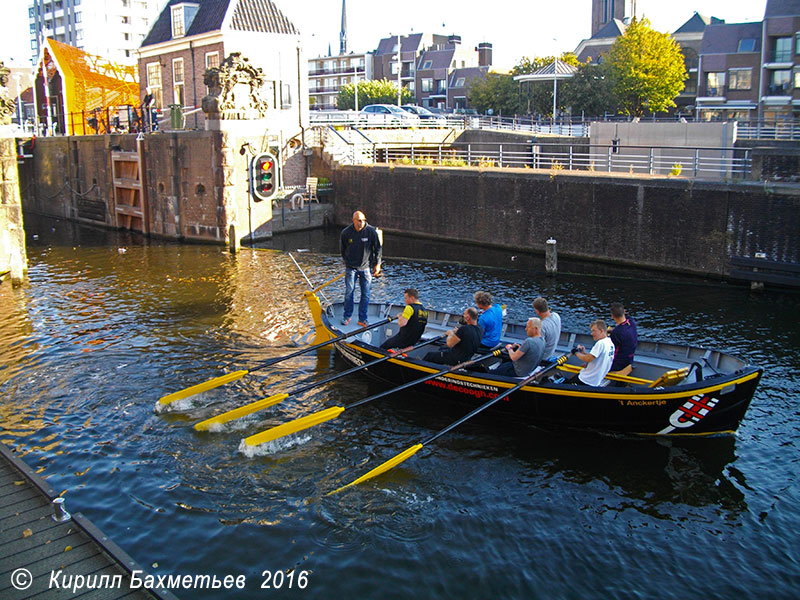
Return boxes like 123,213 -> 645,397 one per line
35,38 -> 140,135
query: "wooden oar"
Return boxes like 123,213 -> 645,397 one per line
328,354 -> 569,494
158,317 -> 393,408
241,346 -> 504,448
193,334 -> 447,431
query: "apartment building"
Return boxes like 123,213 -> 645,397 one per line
414,37 -> 489,110
308,52 -> 372,110
28,0 -> 162,66
696,0 -> 800,121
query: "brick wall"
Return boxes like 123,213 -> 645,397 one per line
332,165 -> 800,277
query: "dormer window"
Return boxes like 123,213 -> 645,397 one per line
737,38 -> 756,53
171,6 -> 185,37
171,3 -> 199,39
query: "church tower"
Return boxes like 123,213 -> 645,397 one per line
340,0 -> 348,54
591,0 -> 636,36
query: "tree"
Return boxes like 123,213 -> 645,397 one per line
469,53 -> 580,117
467,72 -> 518,115
604,17 -> 686,117
512,53 -> 580,117
562,61 -> 618,117
337,79 -> 414,109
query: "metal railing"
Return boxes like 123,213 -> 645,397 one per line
320,139 -> 752,179
736,120 -> 800,140
309,111 -> 590,135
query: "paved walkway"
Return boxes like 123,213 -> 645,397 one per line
0,443 -> 177,600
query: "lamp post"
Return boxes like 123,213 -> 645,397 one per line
396,33 -> 402,106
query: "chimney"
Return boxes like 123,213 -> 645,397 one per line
477,42 -> 492,67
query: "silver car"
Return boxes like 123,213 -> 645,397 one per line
358,104 -> 420,126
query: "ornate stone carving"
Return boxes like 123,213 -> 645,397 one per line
202,53 -> 270,119
0,62 -> 18,126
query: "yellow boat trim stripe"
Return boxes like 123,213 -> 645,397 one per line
340,341 -> 760,401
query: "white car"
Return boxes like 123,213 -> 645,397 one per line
358,104 -> 420,126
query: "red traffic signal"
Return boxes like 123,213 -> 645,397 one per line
250,152 -> 278,201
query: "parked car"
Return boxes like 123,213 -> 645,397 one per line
401,105 -> 447,125
358,104 -> 420,126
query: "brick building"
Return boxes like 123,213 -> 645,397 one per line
137,0 -> 306,131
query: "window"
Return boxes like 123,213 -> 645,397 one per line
421,78 -> 433,92
173,58 -> 185,105
146,62 -> 163,108
774,37 -> 792,62
770,69 -> 791,95
390,62 -> 398,75
171,5 -> 184,37
422,60 -> 432,69
705,72 -> 725,96
454,77 -> 465,87
728,68 -> 751,90
123,32 -> 130,41
281,82 -> 291,108
75,12 -> 81,23
121,16 -> 130,24
205,51 -> 219,70
738,39 -> 756,53
794,67 -> 800,88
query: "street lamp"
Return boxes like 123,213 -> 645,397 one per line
397,34 -> 402,106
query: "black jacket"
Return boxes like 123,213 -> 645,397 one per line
340,223 -> 382,270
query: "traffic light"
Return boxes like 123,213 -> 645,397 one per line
250,152 -> 278,201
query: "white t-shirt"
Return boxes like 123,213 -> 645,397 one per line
578,336 -> 615,386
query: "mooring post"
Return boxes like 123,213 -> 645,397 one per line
228,224 -> 240,253
546,238 -> 557,275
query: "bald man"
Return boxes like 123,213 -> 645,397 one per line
340,210 -> 382,326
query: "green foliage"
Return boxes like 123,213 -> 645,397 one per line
604,17 -> 687,117
467,72 -> 518,116
337,79 -> 414,110
561,61 -> 618,117
470,53 -> 579,117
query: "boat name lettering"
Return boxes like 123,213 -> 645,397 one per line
625,399 -> 667,407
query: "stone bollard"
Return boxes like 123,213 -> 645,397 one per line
545,238 -> 557,275
228,224 -> 240,253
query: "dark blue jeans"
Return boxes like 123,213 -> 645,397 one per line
343,267 -> 371,322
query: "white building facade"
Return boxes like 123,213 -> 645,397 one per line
28,0 -> 164,65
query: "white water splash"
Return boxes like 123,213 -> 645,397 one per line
153,392 -> 210,414
237,432 -> 312,458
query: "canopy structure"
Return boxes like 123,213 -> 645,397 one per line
513,59 -> 578,117
35,38 -> 140,135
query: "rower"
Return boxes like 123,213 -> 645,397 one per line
380,288 -> 429,353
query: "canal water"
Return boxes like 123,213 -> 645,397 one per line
2,214 -> 798,599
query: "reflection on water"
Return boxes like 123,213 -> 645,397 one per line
1,214 -> 798,599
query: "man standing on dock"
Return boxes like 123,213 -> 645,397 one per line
340,210 -> 382,326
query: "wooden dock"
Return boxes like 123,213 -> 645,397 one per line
0,443 -> 178,600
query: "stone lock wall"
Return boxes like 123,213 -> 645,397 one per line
332,165 -> 800,278
18,130 -> 280,245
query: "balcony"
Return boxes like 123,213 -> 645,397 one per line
766,83 -> 792,96
308,65 -> 364,77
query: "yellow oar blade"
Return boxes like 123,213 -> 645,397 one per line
243,406 -> 345,447
194,393 -> 290,431
328,443 -> 424,495
158,370 -> 250,406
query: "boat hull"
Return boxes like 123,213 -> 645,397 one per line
334,338 -> 760,437
307,294 -> 761,437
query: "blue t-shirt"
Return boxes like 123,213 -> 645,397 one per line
477,304 -> 503,347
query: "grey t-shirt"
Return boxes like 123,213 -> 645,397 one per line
540,312 -> 561,358
513,336 -> 546,376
